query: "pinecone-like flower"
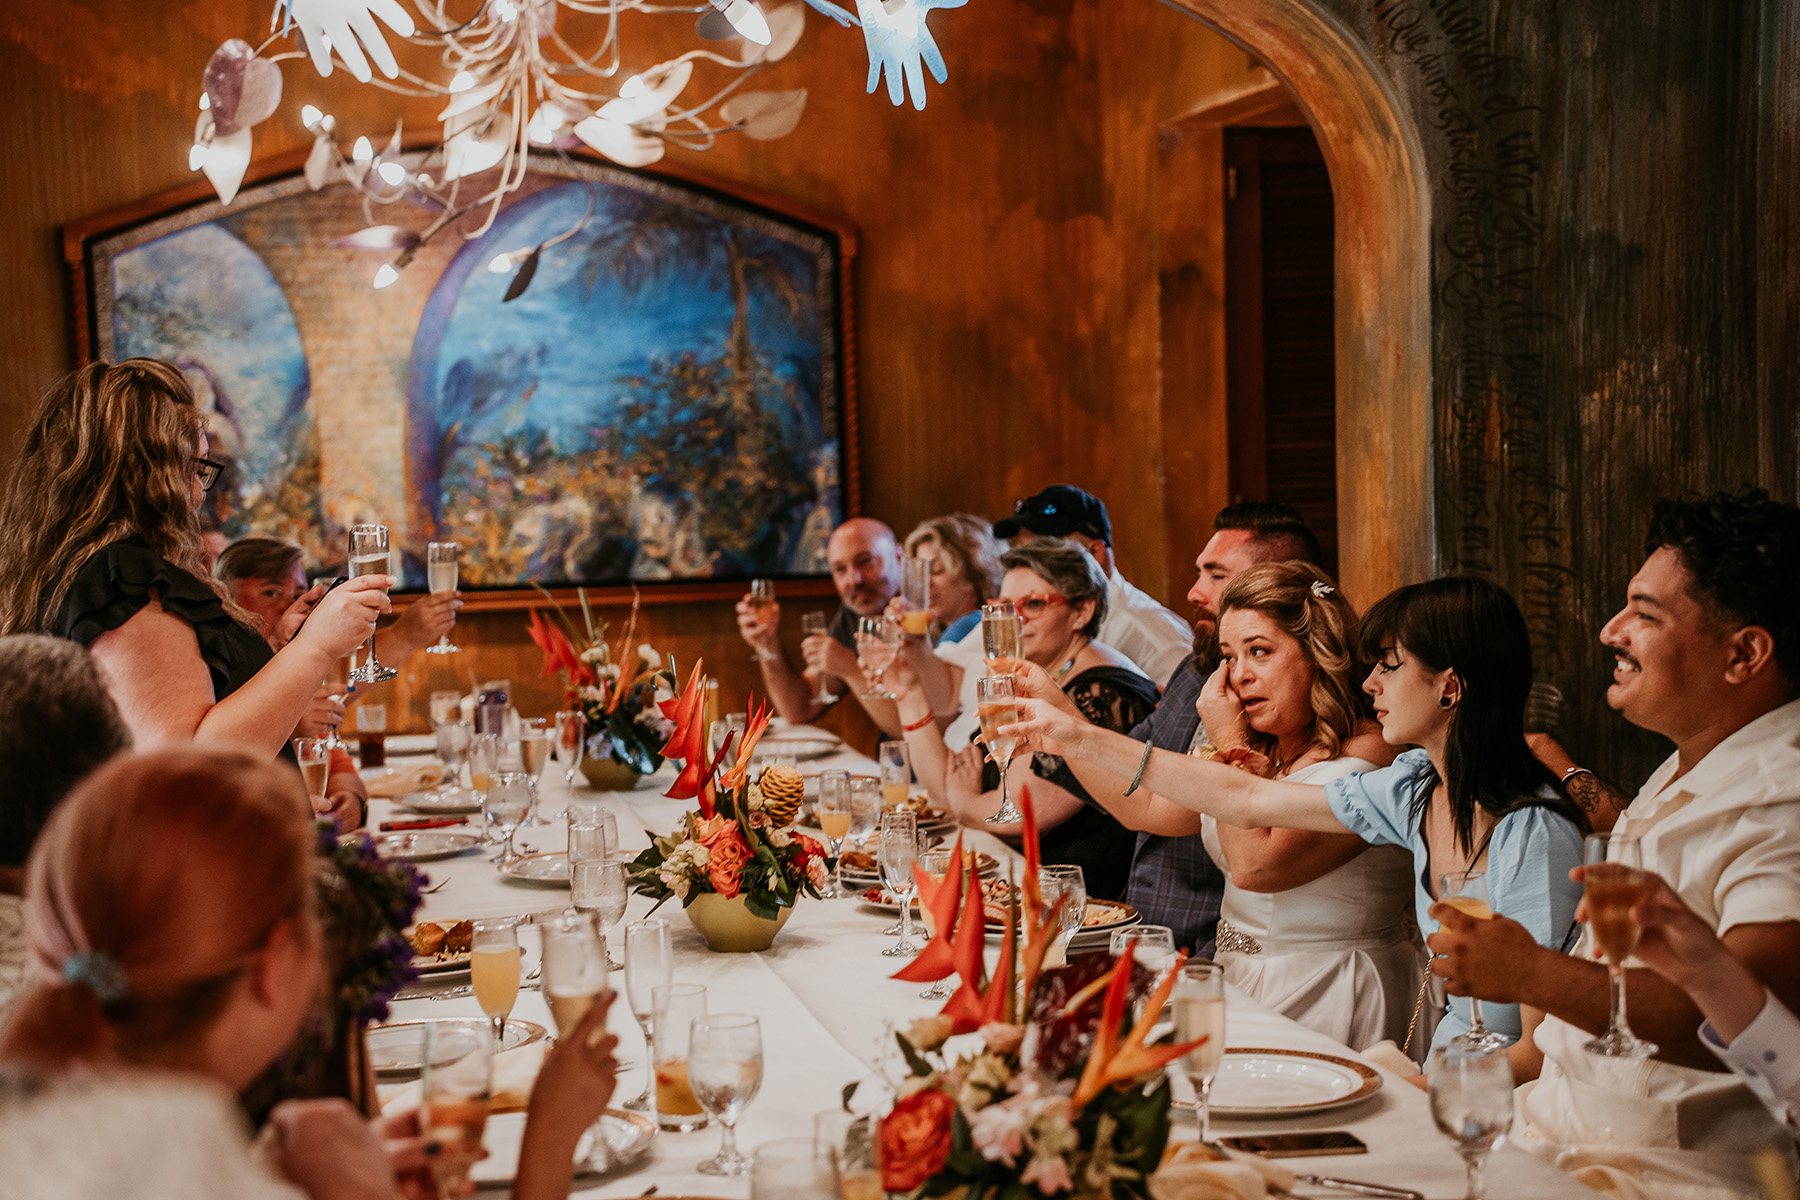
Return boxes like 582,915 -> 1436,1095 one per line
756,763 -> 805,826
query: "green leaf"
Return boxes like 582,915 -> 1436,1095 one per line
841,1080 -> 860,1111
744,889 -> 781,921
895,1031 -> 933,1076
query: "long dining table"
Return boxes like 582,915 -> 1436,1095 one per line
371,729 -> 1598,1199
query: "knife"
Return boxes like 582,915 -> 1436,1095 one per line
1291,1176 -> 1423,1200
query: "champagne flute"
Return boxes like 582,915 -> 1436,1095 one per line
1173,961 -> 1226,1143
1438,871 -> 1510,1052
517,717 -> 555,825
622,918 -> 672,1112
435,719 -> 472,802
981,599 -> 1022,666
878,811 -> 921,957
554,709 -> 586,801
900,556 -> 932,636
1582,833 -> 1656,1058
800,611 -> 836,705
425,541 -> 460,654
815,770 -> 850,899
977,674 -> 1024,823
293,737 -> 331,818
574,859 -> 630,971
346,524 -> 398,683
1428,1044 -> 1515,1200
748,579 -> 778,662
691,1014 -> 763,1175
420,1025 -> 492,1199
877,739 -> 912,810
470,917 -> 521,1050
814,1110 -> 882,1200
652,983 -> 709,1132
855,616 -> 900,700
854,776 -> 900,931
540,913 -> 609,1041
483,771 -> 532,865
1040,863 -> 1086,969
915,848 -> 956,998
469,733 -> 500,804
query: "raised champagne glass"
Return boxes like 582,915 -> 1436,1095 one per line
425,541 -> 460,654
748,579 -> 778,662
1583,833 -> 1656,1058
1438,870 -> 1510,1051
293,737 -> 331,819
800,611 -> 836,705
540,913 -> 609,1042
346,524 -> 398,683
900,556 -> 931,637
855,616 -> 900,700
977,674 -> 1024,823
980,599 -> 1022,666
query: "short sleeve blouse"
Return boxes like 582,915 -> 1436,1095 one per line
52,538 -> 272,703
1324,748 -> 1586,1047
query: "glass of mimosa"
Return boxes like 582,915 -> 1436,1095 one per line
815,770 -> 850,899
1173,961 -> 1226,1142
622,918 -> 672,1113
977,674 -> 1024,823
900,556 -> 932,636
425,541 -> 459,654
1438,870 -> 1510,1052
1582,833 -> 1656,1058
652,982 -> 709,1131
346,524 -> 398,683
470,918 -> 521,1050
877,740 -> 912,810
420,1025 -> 492,1199
691,1014 -> 763,1175
293,737 -> 331,818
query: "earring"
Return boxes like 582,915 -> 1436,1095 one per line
1439,695 -> 1454,708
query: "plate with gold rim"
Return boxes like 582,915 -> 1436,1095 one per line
1206,1047 -> 1383,1117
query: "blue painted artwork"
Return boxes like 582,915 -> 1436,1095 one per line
86,157 -> 848,588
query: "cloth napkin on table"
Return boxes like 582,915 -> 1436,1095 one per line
363,762 -> 448,799
1149,1144 -> 1296,1200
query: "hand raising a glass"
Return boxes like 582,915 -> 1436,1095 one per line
346,524 -> 398,683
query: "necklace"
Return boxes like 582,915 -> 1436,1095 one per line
1051,636 -> 1089,684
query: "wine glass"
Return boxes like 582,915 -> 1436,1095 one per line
691,1014 -> 763,1175
622,918 -> 672,1112
1582,833 -> 1656,1058
915,848 -> 956,998
977,674 -> 1024,823
652,982 -> 709,1132
470,917 -> 521,1050
554,709 -> 586,801
431,689 -> 463,727
878,811 -> 921,957
855,616 -> 900,700
748,579 -> 778,662
877,739 -> 912,810
483,771 -> 532,865
1039,863 -> 1087,968
434,719 -> 472,802
815,770 -> 850,899
468,733 -> 500,797
517,717 -> 555,826
420,1024 -> 493,1199
1173,961 -> 1226,1143
800,611 -> 836,705
425,541 -> 460,654
751,1138 -> 839,1200
981,599 -> 1022,666
1428,1044 -> 1515,1200
814,1110 -> 882,1200
346,524 -> 398,683
1438,871 -> 1510,1052
574,859 -> 629,971
900,556 -> 932,636
540,913 -> 609,1041
293,737 -> 331,818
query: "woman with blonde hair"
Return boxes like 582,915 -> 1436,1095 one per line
0,360 -> 388,756
903,513 -> 1004,644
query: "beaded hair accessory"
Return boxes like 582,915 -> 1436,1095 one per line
61,950 -> 129,1006
1310,580 -> 1334,599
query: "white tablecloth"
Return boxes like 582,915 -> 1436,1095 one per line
373,737 -> 1597,1198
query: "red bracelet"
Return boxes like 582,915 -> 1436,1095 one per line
902,711 -> 936,733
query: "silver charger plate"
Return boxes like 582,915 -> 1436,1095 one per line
369,830 -> 486,862
365,1018 -> 547,1074
499,851 -> 570,886
1207,1048 -> 1384,1117
471,1110 -> 656,1187
397,788 -> 483,815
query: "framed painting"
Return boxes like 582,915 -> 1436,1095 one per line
65,152 -> 857,603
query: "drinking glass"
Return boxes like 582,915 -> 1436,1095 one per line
293,737 -> 330,816
814,1110 -> 882,1200
981,599 -> 1022,666
1438,871 -> 1510,1052
800,611 -> 836,705
574,859 -> 630,970
435,719 -> 471,801
1428,1045 -> 1515,1200
751,1139 -> 838,1200
878,812 -> 921,957
568,801 -> 618,865
1039,863 -> 1086,968
483,771 -> 532,865
847,776 -> 881,849
815,769 -> 850,899
420,1024 -> 492,1199
977,674 -> 1024,823
426,541 -> 460,654
346,524 -> 398,683
1582,833 -> 1656,1058
916,848 -> 956,998
652,982 -> 709,1131
356,702 -> 387,769
1110,925 -> 1178,980
691,1014 -> 763,1175
540,913 -> 610,1042
470,918 -> 521,1050
554,709 -> 586,800
748,579 -> 778,662
1173,961 -> 1226,1142
855,616 -> 900,700
622,918 -> 672,1113
900,556 -> 932,636
517,717 -> 555,825
431,689 -> 463,727
468,733 -> 501,799
877,739 -> 912,810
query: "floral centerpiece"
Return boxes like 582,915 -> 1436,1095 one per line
528,586 -> 673,779
626,662 -> 831,950
866,790 -> 1203,1200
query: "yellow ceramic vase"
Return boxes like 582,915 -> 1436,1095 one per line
580,756 -> 649,792
684,892 -> 795,952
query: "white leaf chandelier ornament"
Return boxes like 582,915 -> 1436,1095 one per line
801,0 -> 965,110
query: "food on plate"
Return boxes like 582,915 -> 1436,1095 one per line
839,850 -> 877,874
407,919 -> 473,959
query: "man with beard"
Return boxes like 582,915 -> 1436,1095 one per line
737,516 -> 905,731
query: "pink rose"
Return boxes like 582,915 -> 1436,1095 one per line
1021,1154 -> 1074,1196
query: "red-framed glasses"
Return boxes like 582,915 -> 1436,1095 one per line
1012,593 -> 1068,620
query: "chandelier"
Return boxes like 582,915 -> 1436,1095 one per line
188,0 -> 966,289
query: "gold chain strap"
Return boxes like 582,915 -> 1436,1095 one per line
1402,963 -> 1433,1060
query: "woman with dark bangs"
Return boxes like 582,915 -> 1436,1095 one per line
1004,576 -> 1589,1059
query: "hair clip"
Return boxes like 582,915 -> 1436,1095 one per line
1310,580 -> 1335,599
62,950 -> 129,1006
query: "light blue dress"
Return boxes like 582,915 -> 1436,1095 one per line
939,610 -> 980,644
1323,749 -> 1584,1048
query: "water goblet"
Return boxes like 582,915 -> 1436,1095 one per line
420,1025 -> 492,1199
1173,961 -> 1226,1143
568,801 -> 618,865
1428,1044 -> 1516,1200
483,771 -> 532,865
878,811 -> 921,957
855,616 -> 900,700
1582,833 -> 1656,1058
425,541 -> 460,654
800,611 -> 837,705
470,917 -> 521,1050
346,524 -> 398,683
652,982 -> 709,1132
621,918 -> 672,1113
1438,871 -> 1510,1052
691,1014 -> 763,1175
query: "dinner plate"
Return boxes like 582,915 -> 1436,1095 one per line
365,1018 -> 547,1075
1206,1048 -> 1383,1117
413,950 -> 472,975
499,851 -> 570,886
471,1110 -> 655,1187
757,735 -> 841,761
384,734 -> 440,756
397,788 -> 483,815
984,900 -> 1140,940
369,830 -> 486,862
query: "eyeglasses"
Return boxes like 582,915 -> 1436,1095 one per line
1012,593 -> 1068,620
195,457 -> 225,493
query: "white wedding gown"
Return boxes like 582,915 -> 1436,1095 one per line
1201,757 -> 1423,1051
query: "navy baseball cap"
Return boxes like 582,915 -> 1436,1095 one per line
992,485 -> 1112,544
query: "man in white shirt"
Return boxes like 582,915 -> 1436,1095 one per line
992,486 -> 1191,686
1427,489 -> 1800,1199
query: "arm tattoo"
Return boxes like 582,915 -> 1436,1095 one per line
1565,771 -> 1629,819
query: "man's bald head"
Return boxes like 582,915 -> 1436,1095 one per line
828,518 -> 903,616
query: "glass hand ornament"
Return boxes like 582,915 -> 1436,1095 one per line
276,0 -> 416,83
853,0 -> 969,111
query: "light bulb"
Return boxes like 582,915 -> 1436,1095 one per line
718,0 -> 772,45
199,92 -> 211,111
449,70 -> 477,93
301,104 -> 324,129
377,161 -> 407,185
372,263 -> 400,289
188,143 -> 207,171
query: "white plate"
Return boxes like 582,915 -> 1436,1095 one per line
1207,1048 -> 1383,1117
369,830 -> 485,862
758,736 -> 841,760
413,951 -> 472,976
385,734 -> 440,755
397,788 -> 483,815
365,1018 -> 547,1074
499,852 -> 570,886
472,1110 -> 655,1187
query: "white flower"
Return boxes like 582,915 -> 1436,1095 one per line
638,643 -> 661,669
767,827 -> 791,848
968,1099 -> 1028,1166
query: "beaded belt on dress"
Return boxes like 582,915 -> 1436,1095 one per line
1214,919 -> 1263,956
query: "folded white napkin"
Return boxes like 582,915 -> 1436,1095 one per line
1149,1144 -> 1296,1200
364,762 -> 448,799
